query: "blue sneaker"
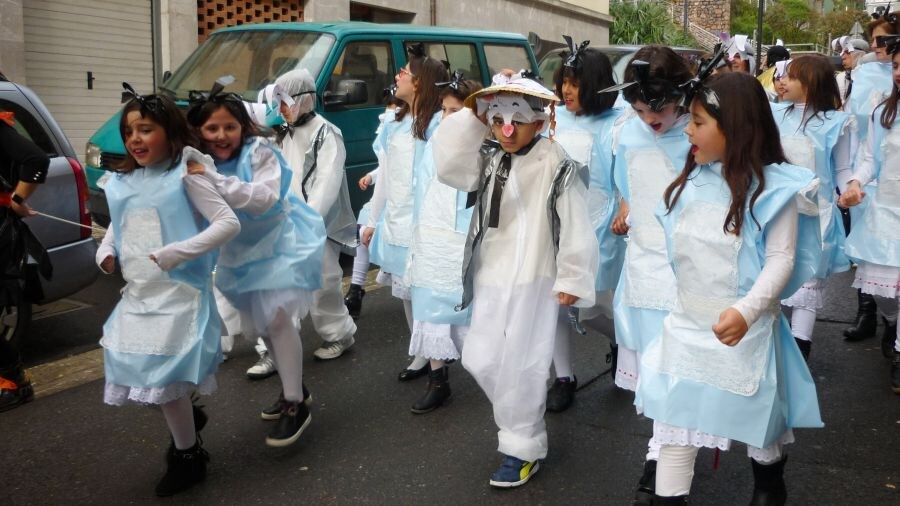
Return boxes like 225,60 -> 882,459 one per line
489,455 -> 540,488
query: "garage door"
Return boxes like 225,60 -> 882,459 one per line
23,0 -> 155,161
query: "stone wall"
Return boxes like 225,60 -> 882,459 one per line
669,0 -> 731,38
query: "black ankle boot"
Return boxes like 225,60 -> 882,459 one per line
344,284 -> 365,319
881,317 -> 898,359
608,343 -> 619,378
794,338 -> 811,362
844,290 -> 877,341
633,459 -> 657,505
890,353 -> 900,394
652,494 -> 688,505
749,456 -> 787,506
411,366 -> 451,414
155,440 -> 209,496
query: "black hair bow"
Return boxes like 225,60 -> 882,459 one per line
519,69 -> 542,82
436,70 -> 466,90
873,2 -> 897,22
187,75 -> 242,108
121,82 -> 164,113
595,60 -> 683,112
560,35 -> 591,69
406,42 -> 427,59
678,43 -> 726,111
885,34 -> 900,55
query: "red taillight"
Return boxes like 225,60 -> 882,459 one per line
67,157 -> 92,239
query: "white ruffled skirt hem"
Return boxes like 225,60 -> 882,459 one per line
781,278 -> 825,310
104,374 -> 217,406
408,321 -> 467,360
376,270 -> 411,300
651,420 -> 795,463
852,262 -> 900,298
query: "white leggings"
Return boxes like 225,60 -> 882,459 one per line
656,442 -> 786,497
351,228 -> 370,286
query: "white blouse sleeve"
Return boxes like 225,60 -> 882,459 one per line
731,198 -> 798,326
434,108 -> 490,192
366,152 -> 388,229
832,117 -> 858,193
96,224 -> 116,273
368,167 -> 380,186
849,123 -> 877,186
307,126 -> 347,216
553,168 -> 600,307
150,174 -> 241,271
203,144 -> 281,215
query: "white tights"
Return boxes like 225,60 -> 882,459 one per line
790,307 -> 817,342
655,442 -> 786,497
161,395 -> 196,450
402,299 -> 428,370
262,308 -> 304,402
351,228 -> 370,286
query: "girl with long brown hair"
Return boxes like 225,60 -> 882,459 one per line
773,54 -> 857,361
640,72 -> 823,505
361,45 -> 449,379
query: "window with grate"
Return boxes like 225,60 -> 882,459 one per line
197,0 -> 303,43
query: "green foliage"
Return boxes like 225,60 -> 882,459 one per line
730,0 -> 870,46
610,0 -> 700,48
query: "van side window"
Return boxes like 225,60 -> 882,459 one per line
328,41 -> 394,108
0,100 -> 55,155
484,44 -> 532,78
405,42 -> 482,83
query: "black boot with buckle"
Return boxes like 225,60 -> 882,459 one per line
344,284 -> 365,319
843,290 -> 877,341
155,440 -> 210,496
411,366 -> 451,414
749,456 -> 787,506
633,459 -> 657,505
881,317 -> 897,359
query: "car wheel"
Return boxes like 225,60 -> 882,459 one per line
1,299 -> 32,350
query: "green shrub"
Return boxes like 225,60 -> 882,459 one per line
610,0 -> 700,47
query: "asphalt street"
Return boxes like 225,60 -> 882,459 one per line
2,269 -> 898,505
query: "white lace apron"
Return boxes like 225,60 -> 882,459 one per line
100,207 -> 201,356
382,130 -> 415,247
557,129 -> 612,227
407,178 -> 466,293
643,200 -> 773,396
623,148 -> 677,310
781,135 -> 832,244
867,127 -> 900,241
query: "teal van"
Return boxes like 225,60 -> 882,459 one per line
84,22 -> 539,225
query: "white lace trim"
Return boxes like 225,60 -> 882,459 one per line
408,321 -> 466,360
376,270 -> 411,300
652,421 -> 795,461
104,374 -> 217,406
406,225 -> 466,293
781,279 -> 825,309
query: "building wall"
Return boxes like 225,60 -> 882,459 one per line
0,0 -> 26,83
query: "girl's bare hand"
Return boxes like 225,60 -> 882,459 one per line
100,255 -> 116,274
611,200 -> 630,235
558,292 -> 579,306
358,174 -> 372,191
361,226 -> 375,247
712,308 -> 749,346
187,161 -> 205,175
838,181 -> 865,208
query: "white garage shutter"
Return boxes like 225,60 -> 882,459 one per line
23,0 -> 155,161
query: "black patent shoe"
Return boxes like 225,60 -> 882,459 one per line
546,376 -> 577,413
633,459 -> 657,505
155,441 -> 209,497
265,400 -> 311,447
882,317 -> 898,359
651,494 -> 688,505
398,362 -> 430,382
344,284 -> 365,319
891,353 -> 900,395
794,338 -> 811,362
749,456 -> 787,506
411,367 -> 451,414
260,384 -> 312,421
843,290 -> 878,341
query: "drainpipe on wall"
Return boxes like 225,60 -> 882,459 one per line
430,0 -> 436,25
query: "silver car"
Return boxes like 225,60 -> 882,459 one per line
1,79 -> 99,343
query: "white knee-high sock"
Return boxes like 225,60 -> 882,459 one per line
552,308 -> 574,379
266,309 -> 303,402
790,307 -> 817,342
161,396 -> 196,450
351,229 -> 370,286
402,299 -> 413,333
656,445 -> 699,497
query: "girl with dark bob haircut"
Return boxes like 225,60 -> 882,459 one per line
553,48 -> 617,115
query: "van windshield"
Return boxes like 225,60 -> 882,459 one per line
163,30 -> 335,100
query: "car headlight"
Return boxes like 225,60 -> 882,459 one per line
85,142 -> 101,168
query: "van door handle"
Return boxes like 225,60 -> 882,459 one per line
87,71 -> 95,90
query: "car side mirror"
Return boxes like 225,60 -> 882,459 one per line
324,79 -> 368,109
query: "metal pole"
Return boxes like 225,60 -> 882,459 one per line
683,0 -> 689,34
756,0 -> 764,75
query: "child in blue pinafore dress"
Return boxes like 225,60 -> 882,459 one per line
839,37 -> 900,393
639,72 -> 823,505
97,86 -> 240,496
545,37 -> 625,413
186,84 -> 325,448
773,55 -> 856,360
361,46 -> 448,380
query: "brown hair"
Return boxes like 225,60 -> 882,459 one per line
438,79 -> 483,102
664,73 -> 786,235
867,13 -> 900,39
880,52 -> 900,128
186,100 -> 260,153
784,54 -> 841,131
622,45 -> 693,110
395,56 -> 449,140
553,48 -> 618,115
117,94 -> 197,172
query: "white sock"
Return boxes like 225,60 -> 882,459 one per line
553,308 -> 574,379
402,299 -> 413,334
790,307 -> 816,342
161,396 -> 196,450
656,445 -> 699,497
351,231 -> 370,286
408,355 -> 429,370
265,309 -> 303,402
